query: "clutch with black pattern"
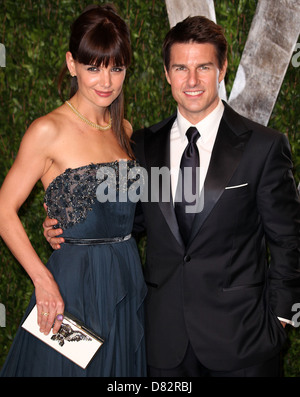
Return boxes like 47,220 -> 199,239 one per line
22,305 -> 104,369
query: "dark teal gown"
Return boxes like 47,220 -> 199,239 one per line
0,160 -> 147,377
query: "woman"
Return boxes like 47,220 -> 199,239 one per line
0,4 -> 147,377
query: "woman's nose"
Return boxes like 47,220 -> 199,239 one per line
99,70 -> 111,88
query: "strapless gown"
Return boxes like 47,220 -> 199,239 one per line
0,160 -> 147,377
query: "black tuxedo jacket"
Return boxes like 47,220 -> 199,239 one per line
132,102 -> 300,371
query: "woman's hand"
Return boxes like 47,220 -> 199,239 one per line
34,272 -> 65,335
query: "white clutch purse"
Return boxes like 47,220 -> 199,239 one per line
22,305 -> 104,369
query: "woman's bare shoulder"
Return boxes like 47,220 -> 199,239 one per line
29,105 -> 65,133
23,104 -> 67,145
123,119 -> 133,138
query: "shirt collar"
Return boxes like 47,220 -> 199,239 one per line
176,99 -> 224,143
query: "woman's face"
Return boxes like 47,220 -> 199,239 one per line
66,51 -> 126,108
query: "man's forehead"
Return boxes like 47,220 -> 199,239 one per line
169,42 -> 218,64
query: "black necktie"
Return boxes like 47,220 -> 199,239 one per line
175,127 -> 200,244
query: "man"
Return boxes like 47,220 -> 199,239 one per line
44,16 -> 300,376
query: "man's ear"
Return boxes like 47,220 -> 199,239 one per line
164,65 -> 171,85
66,51 -> 76,77
219,58 -> 227,83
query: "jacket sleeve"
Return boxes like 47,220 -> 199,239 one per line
131,129 -> 147,239
257,132 -> 300,320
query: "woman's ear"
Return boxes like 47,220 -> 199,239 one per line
66,51 -> 76,77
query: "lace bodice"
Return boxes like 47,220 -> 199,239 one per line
44,160 -> 143,231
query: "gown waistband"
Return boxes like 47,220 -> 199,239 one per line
63,234 -> 132,245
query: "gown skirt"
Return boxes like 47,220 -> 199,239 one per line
0,160 -> 147,377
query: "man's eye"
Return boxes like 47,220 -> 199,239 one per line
175,66 -> 185,71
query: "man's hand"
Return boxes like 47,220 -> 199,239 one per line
43,204 -> 64,250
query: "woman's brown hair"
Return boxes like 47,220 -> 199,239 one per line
58,4 -> 134,158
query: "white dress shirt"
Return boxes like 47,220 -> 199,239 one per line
170,99 -> 224,202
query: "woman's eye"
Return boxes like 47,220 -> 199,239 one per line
111,67 -> 125,72
87,66 -> 99,72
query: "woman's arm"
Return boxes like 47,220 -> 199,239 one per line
0,118 -> 64,335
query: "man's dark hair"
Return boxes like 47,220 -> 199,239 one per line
163,16 -> 228,71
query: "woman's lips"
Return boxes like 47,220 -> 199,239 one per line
95,90 -> 113,97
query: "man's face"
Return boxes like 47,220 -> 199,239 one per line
165,42 -> 227,124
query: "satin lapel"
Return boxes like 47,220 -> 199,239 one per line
144,116 -> 185,248
188,107 -> 253,247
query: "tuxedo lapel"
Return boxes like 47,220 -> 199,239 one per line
143,104 -> 253,249
144,115 -> 185,248
188,104 -> 253,246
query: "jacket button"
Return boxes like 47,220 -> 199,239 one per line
184,255 -> 191,262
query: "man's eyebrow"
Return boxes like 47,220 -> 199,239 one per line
171,63 -> 186,68
171,62 -> 215,69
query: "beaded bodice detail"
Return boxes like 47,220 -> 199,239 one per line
44,160 -> 142,231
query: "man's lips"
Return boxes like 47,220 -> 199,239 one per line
184,90 -> 204,96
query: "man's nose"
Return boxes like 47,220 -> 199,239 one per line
187,70 -> 199,86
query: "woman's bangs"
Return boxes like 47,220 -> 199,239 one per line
76,25 -> 130,68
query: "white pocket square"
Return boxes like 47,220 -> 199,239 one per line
225,183 -> 248,190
